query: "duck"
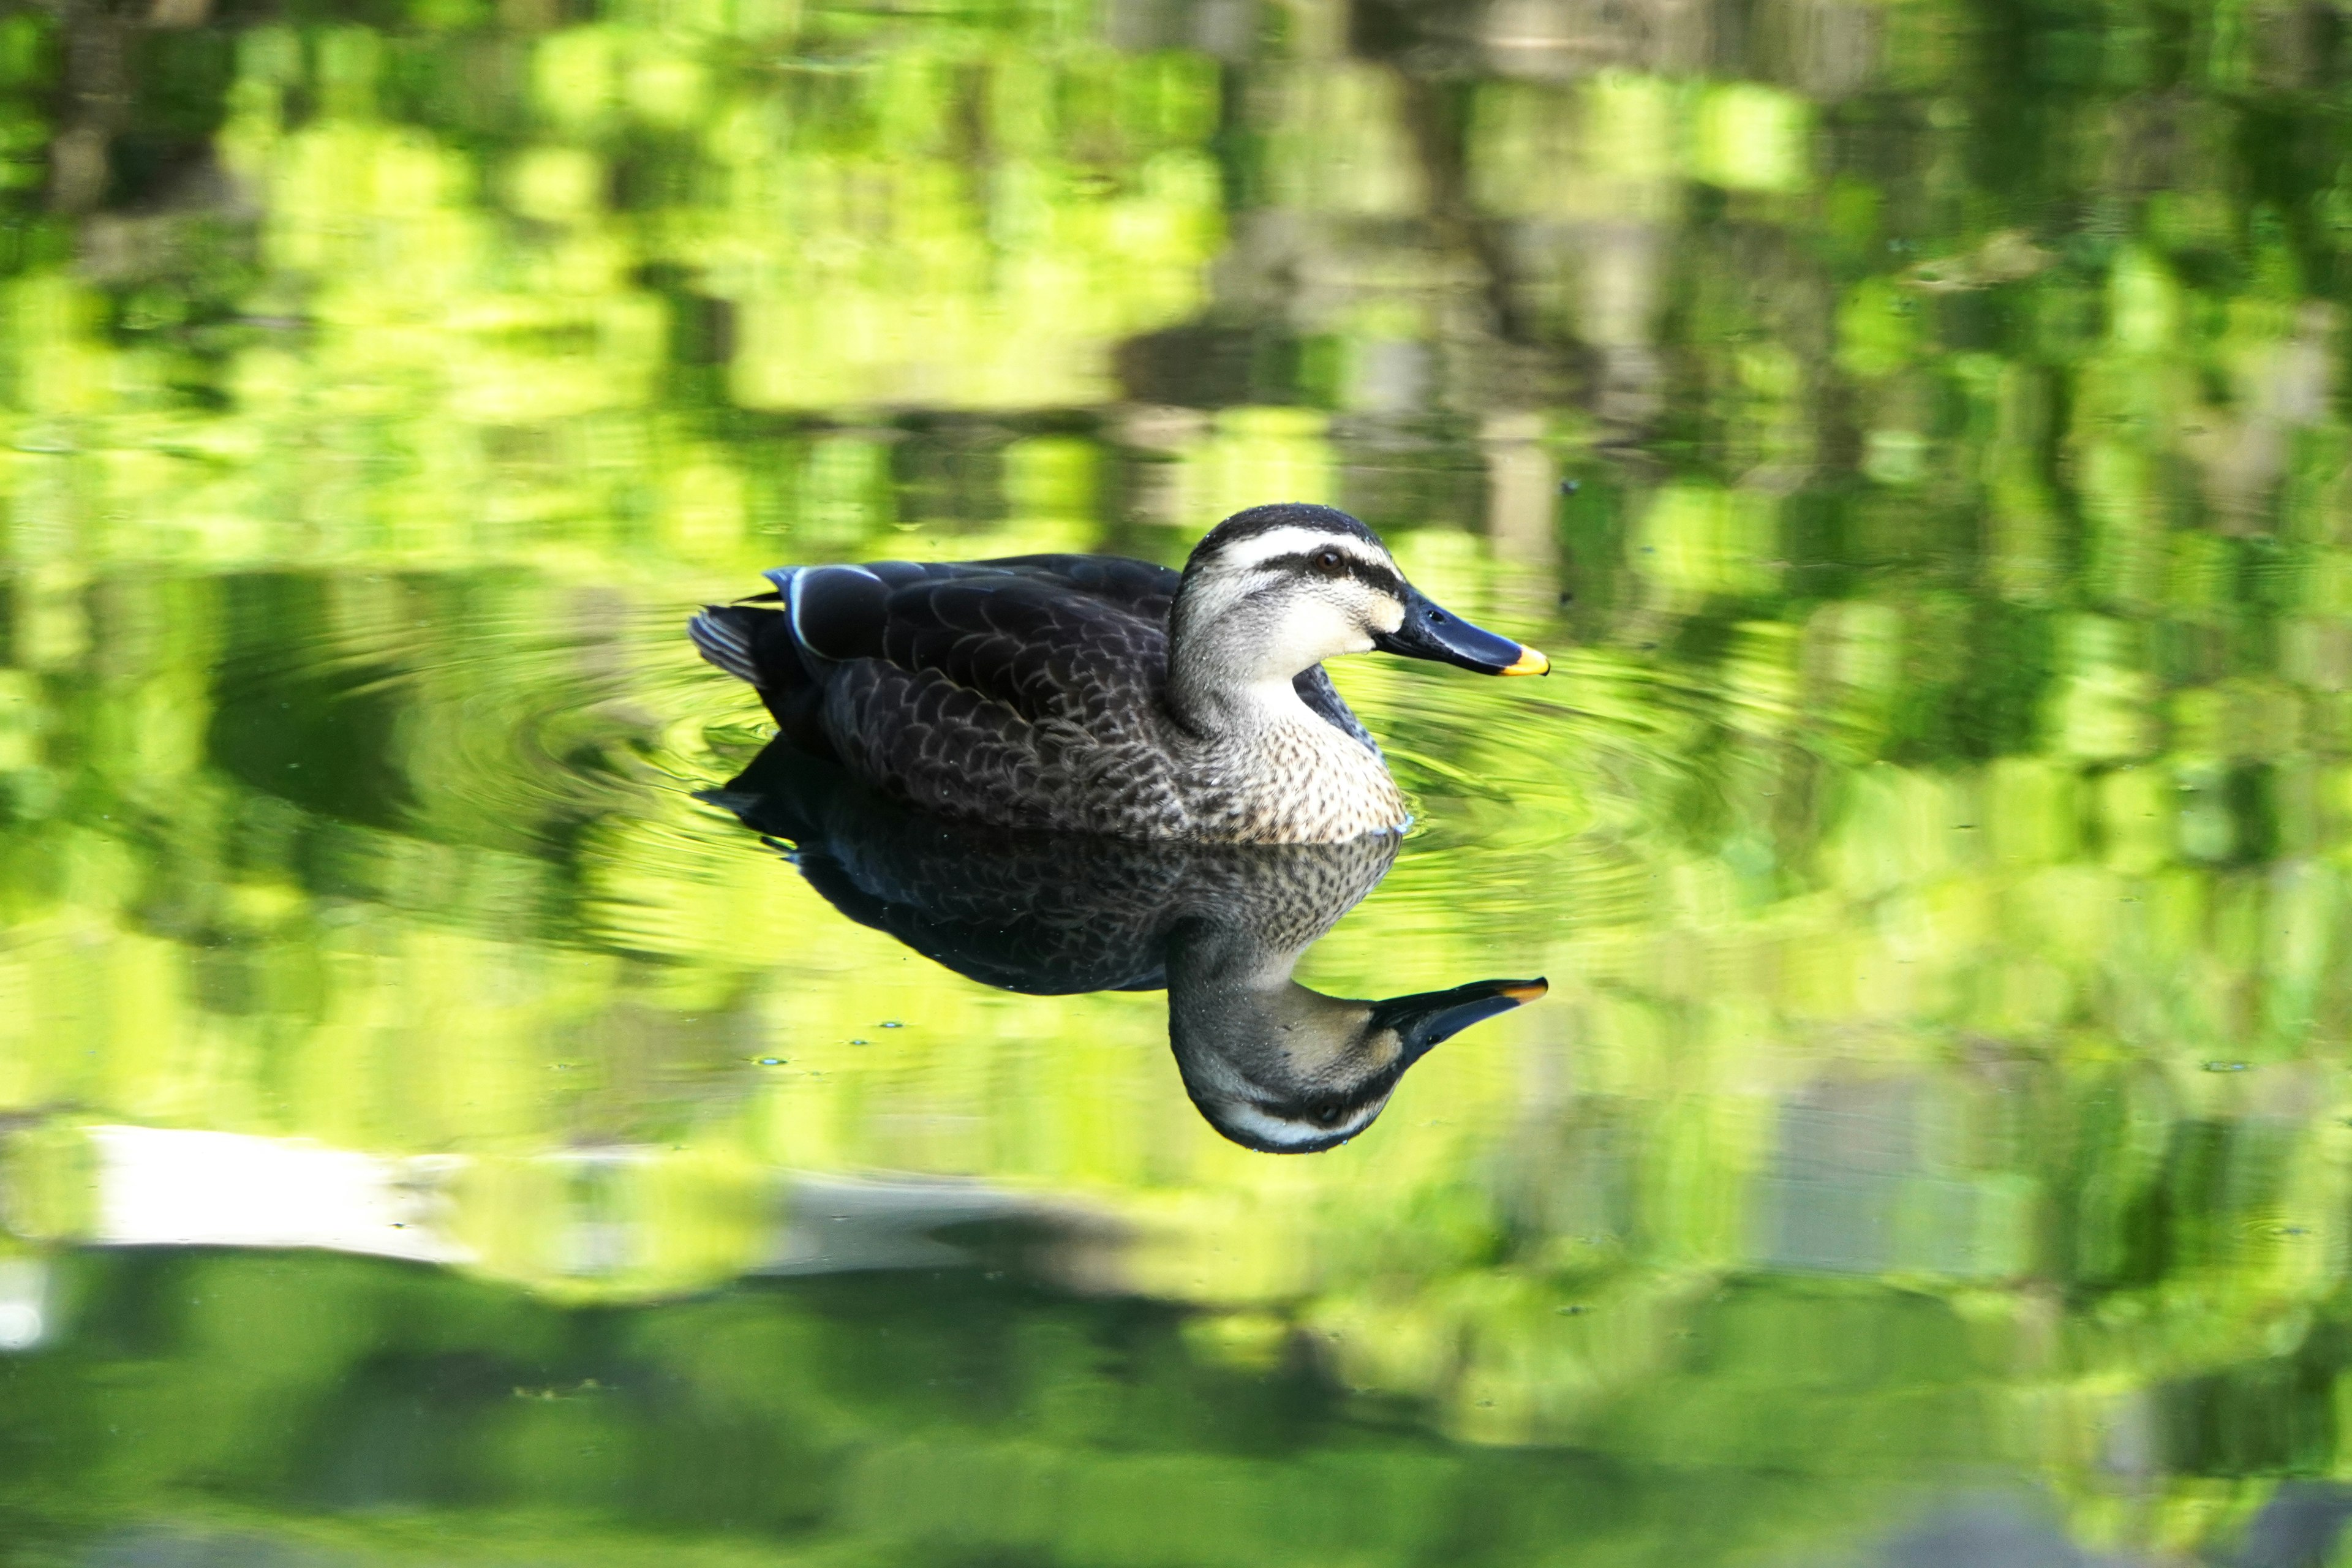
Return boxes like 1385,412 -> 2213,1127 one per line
688,502 -> 1548,844
710,738 -> 1545,1152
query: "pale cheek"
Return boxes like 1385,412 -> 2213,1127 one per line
1331,609 -> 1376,657
1240,594 -> 1384,673
1278,603 -> 1360,662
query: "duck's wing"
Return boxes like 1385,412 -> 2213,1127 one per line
774,559 -> 1171,726
691,556 -> 1173,737
743,558 -> 1186,833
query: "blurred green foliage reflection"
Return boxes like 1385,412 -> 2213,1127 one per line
4,0 -> 2352,1562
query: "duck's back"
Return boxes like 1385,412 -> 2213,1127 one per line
692,552 -> 1376,840
693,555 -> 1154,837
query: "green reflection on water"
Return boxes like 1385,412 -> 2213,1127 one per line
1,0 -> 2351,1561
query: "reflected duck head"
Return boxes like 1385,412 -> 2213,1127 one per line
1170,966 -> 1547,1155
1167,505 -> 1548,712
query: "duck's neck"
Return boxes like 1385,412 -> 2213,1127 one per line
1167,914 -> 1306,1000
1165,600 -> 1315,737
1166,919 -> 1354,1078
1163,597 -> 1406,842
1164,655 -> 1408,842
1167,664 -> 1313,739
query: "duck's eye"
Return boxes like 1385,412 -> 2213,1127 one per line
1308,547 -> 1345,576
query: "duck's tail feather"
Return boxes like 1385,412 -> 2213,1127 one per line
688,605 -> 766,686
689,595 -> 834,753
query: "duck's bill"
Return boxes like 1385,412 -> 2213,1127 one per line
1371,976 -> 1549,1063
1374,587 -> 1550,676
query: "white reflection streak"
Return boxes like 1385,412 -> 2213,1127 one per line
86,1126 -> 469,1265
0,1259 -> 45,1349
12,1128 -> 1114,1291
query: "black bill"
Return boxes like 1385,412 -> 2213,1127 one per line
1373,586 -> 1549,675
1371,976 -> 1550,1063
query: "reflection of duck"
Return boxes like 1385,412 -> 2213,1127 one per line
714,742 -> 1545,1153
690,504 -> 1547,845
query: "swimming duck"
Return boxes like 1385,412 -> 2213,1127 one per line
712,739 -> 1545,1152
689,503 -> 1548,843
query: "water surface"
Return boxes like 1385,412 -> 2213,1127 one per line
2,0 -> 2350,1563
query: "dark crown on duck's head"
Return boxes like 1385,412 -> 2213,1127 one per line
1182,503 -> 1403,598
1194,503 -> 1382,550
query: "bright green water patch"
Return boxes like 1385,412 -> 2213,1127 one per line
2,0 -> 2352,1563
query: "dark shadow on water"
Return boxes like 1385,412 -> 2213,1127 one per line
705,739 -> 1544,1153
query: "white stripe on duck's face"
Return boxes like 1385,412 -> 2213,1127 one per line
1200,522 -> 1393,577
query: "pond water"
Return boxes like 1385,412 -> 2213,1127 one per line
1,0 -> 2350,1563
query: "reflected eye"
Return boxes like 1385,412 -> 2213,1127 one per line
1308,547 -> 1345,576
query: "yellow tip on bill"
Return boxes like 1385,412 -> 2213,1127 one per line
1500,646 -> 1550,676
1499,979 -> 1550,1003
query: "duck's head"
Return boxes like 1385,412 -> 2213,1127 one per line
1168,503 -> 1548,703
1170,962 -> 1547,1154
